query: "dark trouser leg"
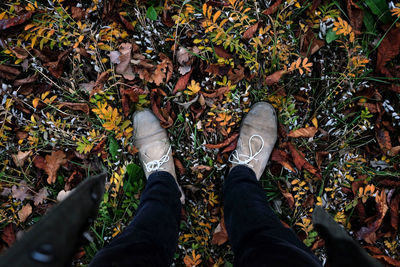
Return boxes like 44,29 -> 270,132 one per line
90,171 -> 181,267
223,165 -> 322,267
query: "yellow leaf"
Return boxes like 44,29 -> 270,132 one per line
312,117 -> 318,128
32,98 -> 40,108
213,10 -> 221,23
202,3 -> 207,16
31,35 -> 37,48
24,24 -> 35,31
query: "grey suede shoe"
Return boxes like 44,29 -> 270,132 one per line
133,108 -> 185,203
229,102 -> 278,180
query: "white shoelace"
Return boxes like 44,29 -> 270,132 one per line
228,134 -> 264,168
144,146 -> 171,172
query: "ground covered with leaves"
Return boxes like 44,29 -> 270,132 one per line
0,0 -> 400,266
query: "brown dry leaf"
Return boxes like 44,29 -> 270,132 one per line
300,30 -> 325,57
315,151 -> 329,169
0,64 -> 20,80
375,129 -> 392,153
228,65 -> 245,84
71,6 -> 86,20
356,190 -> 388,244
288,127 -> 318,138
150,53 -> 173,85
205,132 -> 239,149
221,138 -> 238,154
120,86 -> 148,116
58,102 -> 89,114
34,150 -> 67,184
373,255 -> 400,267
346,0 -> 363,34
287,142 -> 321,179
13,73 -> 38,86
150,89 -> 174,128
191,165 -> 212,172
173,69 -> 192,94
357,102 -> 378,113
119,14 -> 135,31
202,86 -> 230,98
33,187 -> 48,206
44,48 -> 72,78
177,47 -> 191,66
18,203 -> 32,222
11,47 -> 29,59
90,71 -> 109,97
214,46 -> 232,59
376,28 -> 400,77
12,150 -> 31,167
1,224 -> 16,247
389,146 -> 400,157
265,70 -> 286,86
243,22 -> 259,39
116,43 -> 135,80
390,194 -> 400,231
262,0 -> 282,15
212,218 -> 228,245
11,181 -> 31,201
278,183 -> 295,208
174,158 -> 186,176
0,11 -> 33,30
271,149 -> 296,173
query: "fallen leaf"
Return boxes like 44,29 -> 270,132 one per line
12,151 -> 31,167
109,50 -> 121,64
228,65 -> 245,84
214,46 -> 232,59
174,158 -> 186,176
389,146 -> 400,157
315,151 -> 329,169
278,183 -> 295,208
271,149 -> 296,172
390,194 -> 400,231
205,132 -> 239,149
90,71 -> 110,97
356,190 -> 388,244
212,218 -> 228,245
202,86 -> 230,98
1,224 -> 16,247
265,70 -> 286,86
357,102 -> 378,113
346,0 -> 363,34
116,43 -> 135,80
376,28 -> 400,77
44,48 -> 72,78
375,129 -> 392,153
11,47 -> 29,59
33,187 -> 48,206
300,30 -> 325,57
119,14 -> 135,31
173,68 -> 193,94
221,138 -> 238,154
11,181 -> 30,201
34,150 -> 67,184
13,73 -> 38,86
311,0 -> 321,12
373,255 -> 400,267
262,0 -> 282,15
287,142 -> 321,179
120,85 -> 148,116
0,64 -> 20,80
58,102 -> 90,114
288,127 -> 318,138
18,203 -> 32,222
177,47 -> 191,66
150,89 -> 174,128
0,12 -> 33,30
191,165 -> 212,172
71,6 -> 86,20
243,22 -> 259,39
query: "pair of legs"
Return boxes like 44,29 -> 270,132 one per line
90,103 -> 322,266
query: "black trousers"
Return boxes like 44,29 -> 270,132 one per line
90,165 -> 321,267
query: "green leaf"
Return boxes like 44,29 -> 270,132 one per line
146,6 -> 157,21
123,163 -> 145,193
364,0 -> 392,24
109,137 -> 120,160
326,28 -> 339,44
362,9 -> 377,34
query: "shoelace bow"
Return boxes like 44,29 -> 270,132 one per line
144,146 -> 171,172
228,134 -> 264,168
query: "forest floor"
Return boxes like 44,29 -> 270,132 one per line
0,0 -> 400,266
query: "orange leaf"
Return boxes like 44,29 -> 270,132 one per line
265,70 -> 286,86
288,127 -> 318,138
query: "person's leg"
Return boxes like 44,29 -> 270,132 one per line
224,165 -> 321,267
90,171 -> 181,267
225,102 -> 321,267
91,109 -> 184,266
